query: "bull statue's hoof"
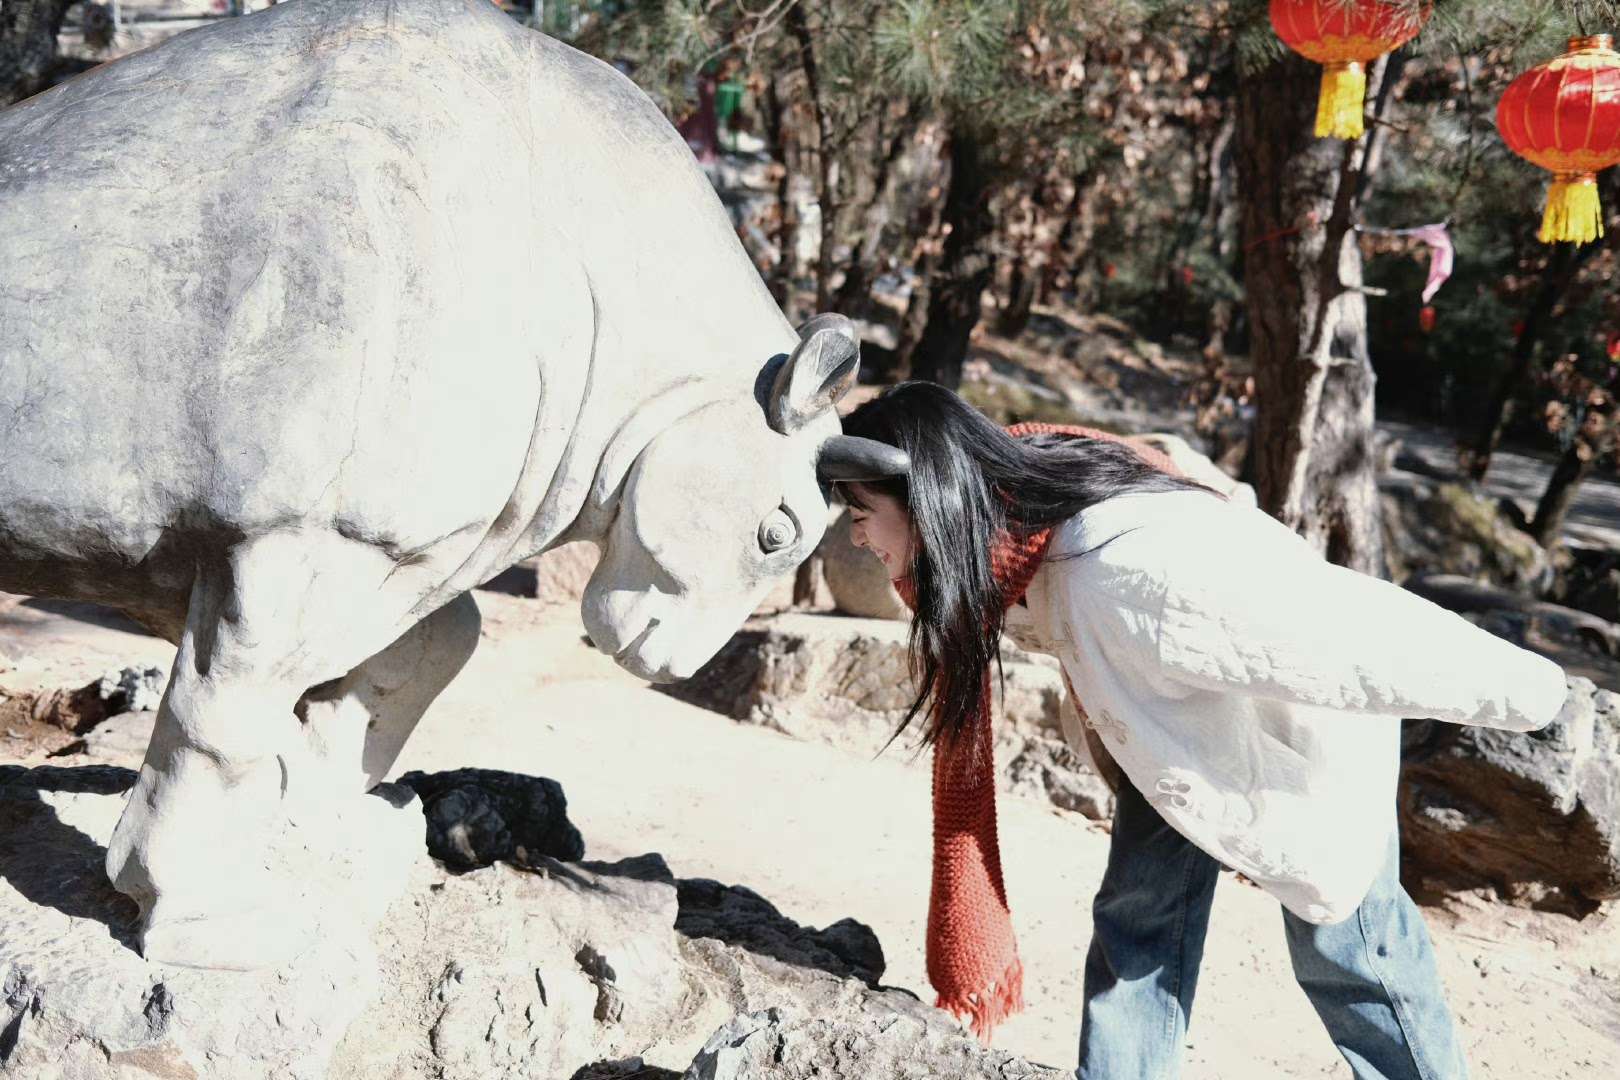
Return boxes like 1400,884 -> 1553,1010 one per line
126,786 -> 425,971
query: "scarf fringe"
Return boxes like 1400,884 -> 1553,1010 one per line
935,954 -> 1025,1044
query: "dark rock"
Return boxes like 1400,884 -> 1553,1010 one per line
572,1060 -> 681,1080
1549,543 -> 1620,625
397,768 -> 585,869
1400,676 -> 1620,914
675,877 -> 885,985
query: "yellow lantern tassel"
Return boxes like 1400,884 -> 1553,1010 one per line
1315,61 -> 1367,139
1538,173 -> 1604,245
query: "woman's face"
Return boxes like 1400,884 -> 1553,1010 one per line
845,484 -> 915,580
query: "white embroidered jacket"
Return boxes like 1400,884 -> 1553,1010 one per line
1010,490 -> 1569,924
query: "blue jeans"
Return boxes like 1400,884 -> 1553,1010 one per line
1078,778 -> 1468,1080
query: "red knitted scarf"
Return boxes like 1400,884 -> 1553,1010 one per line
894,422 -> 1178,1042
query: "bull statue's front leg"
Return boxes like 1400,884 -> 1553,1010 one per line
106,531 -> 473,969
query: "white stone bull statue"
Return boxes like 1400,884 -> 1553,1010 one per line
0,0 -> 906,969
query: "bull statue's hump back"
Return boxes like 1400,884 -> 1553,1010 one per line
0,0 -> 907,970
0,0 -> 786,604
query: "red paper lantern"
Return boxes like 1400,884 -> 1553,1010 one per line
1608,330 -> 1620,362
1270,0 -> 1430,139
1497,35 -> 1620,244
1419,305 -> 1437,333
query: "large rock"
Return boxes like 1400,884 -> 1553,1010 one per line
673,878 -> 884,985
24,665 -> 166,734
480,543 -> 602,607
1549,542 -> 1620,625
815,511 -> 908,621
685,1008 -> 1067,1080
1,763 -> 1030,1079
1381,479 -> 1551,591
1399,676 -> 1620,913
661,613 -> 1114,820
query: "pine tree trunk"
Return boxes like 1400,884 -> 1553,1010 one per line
1,0 -> 74,106
786,2 -> 838,315
1466,243 -> 1594,482
1531,440 -> 1595,549
1236,52 -> 1386,575
1050,170 -> 1106,308
911,132 -> 998,390
764,71 -> 800,316
832,109 -> 918,317
996,257 -> 1038,338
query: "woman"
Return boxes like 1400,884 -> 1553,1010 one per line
838,381 -> 1567,1080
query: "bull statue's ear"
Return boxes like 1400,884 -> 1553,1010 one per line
768,313 -> 860,434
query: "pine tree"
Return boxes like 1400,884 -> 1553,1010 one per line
0,0 -> 76,106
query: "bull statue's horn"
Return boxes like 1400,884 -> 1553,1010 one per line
817,435 -> 911,482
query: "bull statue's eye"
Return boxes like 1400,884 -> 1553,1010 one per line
758,507 -> 797,554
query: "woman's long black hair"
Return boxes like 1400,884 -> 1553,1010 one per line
839,381 -> 1213,751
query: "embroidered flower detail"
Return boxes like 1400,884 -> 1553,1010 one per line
1153,776 -> 1195,811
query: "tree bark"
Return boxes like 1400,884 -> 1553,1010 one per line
832,107 -> 919,317
785,1 -> 838,316
1465,243 -> 1595,482
910,131 -> 998,390
763,70 -> 803,318
1531,439 -> 1596,548
996,257 -> 1039,338
1236,51 -> 1388,576
1,0 -> 74,106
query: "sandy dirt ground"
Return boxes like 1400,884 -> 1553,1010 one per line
3,587 -> 1618,1077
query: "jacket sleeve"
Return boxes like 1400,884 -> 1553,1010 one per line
1060,508 -> 1570,733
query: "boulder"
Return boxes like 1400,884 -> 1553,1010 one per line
815,511 -> 908,621
25,665 -> 167,734
673,878 -> 884,985
479,542 -> 600,606
1,763 -> 1031,1079
533,542 -> 601,606
1549,542 -> 1620,625
1399,676 -> 1620,914
661,613 -> 1114,820
685,1007 -> 1067,1080
396,767 -> 586,870
1381,479 -> 1551,591
69,708 -> 159,765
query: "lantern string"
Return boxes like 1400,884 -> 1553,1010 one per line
1354,221 -> 1455,302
